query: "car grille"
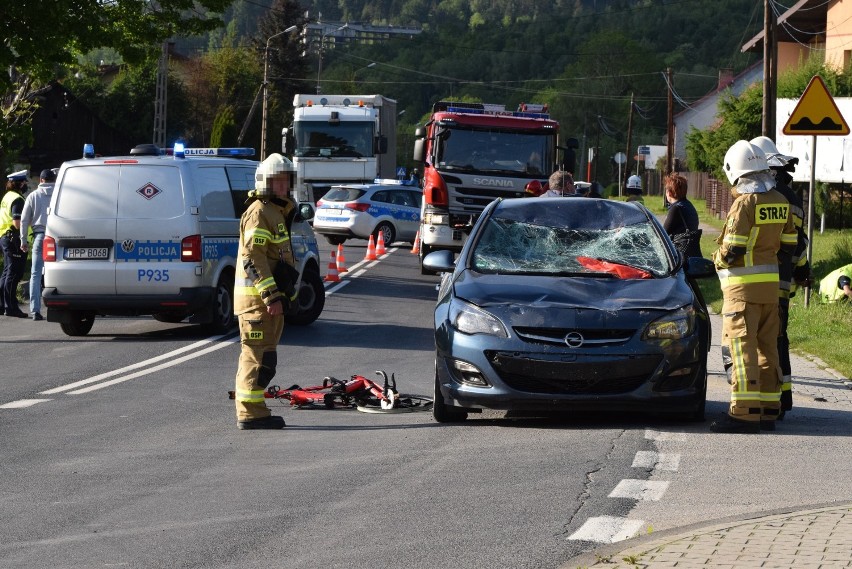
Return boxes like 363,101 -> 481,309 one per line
514,327 -> 635,347
486,351 -> 662,395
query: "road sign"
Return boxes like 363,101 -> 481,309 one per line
782,75 -> 850,136
638,146 -> 651,155
613,151 -> 626,165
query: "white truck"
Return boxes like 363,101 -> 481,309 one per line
283,94 -> 398,204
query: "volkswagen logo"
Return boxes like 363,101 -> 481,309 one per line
564,331 -> 584,348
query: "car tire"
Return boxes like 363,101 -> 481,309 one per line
60,312 -> 96,337
419,244 -> 436,276
433,363 -> 468,423
285,268 -> 325,326
373,222 -> 395,248
689,367 -> 708,422
205,272 -> 235,334
324,235 -> 346,246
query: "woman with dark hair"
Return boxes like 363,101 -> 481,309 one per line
662,173 -> 702,258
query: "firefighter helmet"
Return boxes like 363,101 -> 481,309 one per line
254,153 -> 295,197
749,136 -> 798,169
626,175 -> 642,194
723,140 -> 769,185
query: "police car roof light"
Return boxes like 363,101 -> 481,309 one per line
373,178 -> 417,187
174,142 -> 186,159
83,143 -> 95,159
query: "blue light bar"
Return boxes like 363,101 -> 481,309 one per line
83,143 -> 95,159
445,106 -> 550,120
174,142 -> 186,159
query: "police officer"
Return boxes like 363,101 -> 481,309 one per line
711,140 -> 798,433
750,137 -> 811,416
1,170 -> 29,317
233,154 -> 299,430
20,168 -> 56,320
625,175 -> 644,203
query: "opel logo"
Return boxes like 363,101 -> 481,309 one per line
564,331 -> 584,348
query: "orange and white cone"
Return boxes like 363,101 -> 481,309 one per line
324,250 -> 341,282
410,230 -> 421,255
336,243 -> 348,273
375,233 -> 387,256
364,235 -> 377,261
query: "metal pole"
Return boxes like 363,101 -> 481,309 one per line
624,92 -> 634,195
805,135 -> 816,307
261,43 -> 271,160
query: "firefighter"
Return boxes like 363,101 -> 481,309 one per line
711,140 -> 798,434
233,154 -> 299,430
1,171 -> 29,317
750,136 -> 811,417
625,175 -> 644,203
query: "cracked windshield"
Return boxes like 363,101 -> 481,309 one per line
471,213 -> 670,277
293,121 -> 373,158
436,127 -> 552,176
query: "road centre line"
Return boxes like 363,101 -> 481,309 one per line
67,336 -> 238,394
40,334 -> 232,395
608,479 -> 670,501
632,450 -> 681,471
644,429 -> 687,442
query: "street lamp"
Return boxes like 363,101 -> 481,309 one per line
261,25 -> 298,160
316,23 -> 348,94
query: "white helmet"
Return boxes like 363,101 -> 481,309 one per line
723,140 -> 769,185
626,175 -> 642,192
254,153 -> 295,197
749,136 -> 798,169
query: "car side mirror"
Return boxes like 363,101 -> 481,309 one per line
298,202 -> 315,221
423,249 -> 456,273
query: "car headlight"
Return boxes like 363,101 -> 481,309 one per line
643,306 -> 695,340
449,298 -> 508,337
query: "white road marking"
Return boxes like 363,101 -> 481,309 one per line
40,335 -> 232,395
632,450 -> 681,471
644,429 -> 687,442
567,516 -> 645,543
0,399 -> 52,409
608,479 -> 670,501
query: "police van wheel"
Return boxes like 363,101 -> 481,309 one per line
285,269 -> 325,326
206,274 -> 235,333
60,312 -> 95,337
373,222 -> 395,248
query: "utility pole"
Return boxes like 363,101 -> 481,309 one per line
153,42 -> 169,148
763,0 -> 777,137
624,92 -> 635,193
666,67 -> 674,175
261,25 -> 298,160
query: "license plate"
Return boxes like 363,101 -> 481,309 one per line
323,207 -> 343,214
64,247 -> 110,260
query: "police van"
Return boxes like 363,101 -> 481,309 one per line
43,143 -> 325,336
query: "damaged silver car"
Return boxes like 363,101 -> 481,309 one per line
423,197 -> 715,422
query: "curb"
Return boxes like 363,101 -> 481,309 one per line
561,500 -> 852,568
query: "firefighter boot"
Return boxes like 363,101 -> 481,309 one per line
238,415 -> 286,430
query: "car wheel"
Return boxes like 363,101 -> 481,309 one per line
373,222 -> 395,248
153,312 -> 187,324
433,362 -> 468,423
60,312 -> 95,337
324,235 -> 346,246
689,366 -> 708,422
285,269 -> 325,326
419,244 -> 436,276
205,272 -> 235,334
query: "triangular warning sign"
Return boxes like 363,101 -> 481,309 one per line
783,75 -> 850,136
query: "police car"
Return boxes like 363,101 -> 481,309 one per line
313,179 -> 422,247
43,143 -> 324,336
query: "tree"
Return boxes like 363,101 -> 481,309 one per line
1,0 -> 230,166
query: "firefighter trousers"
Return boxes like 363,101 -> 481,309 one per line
234,306 -> 285,422
721,299 -> 782,423
777,301 -> 793,411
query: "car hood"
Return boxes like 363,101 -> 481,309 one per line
452,270 -> 692,313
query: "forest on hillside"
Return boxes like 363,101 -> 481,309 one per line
65,0 -> 766,187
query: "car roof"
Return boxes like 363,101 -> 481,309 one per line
491,197 -> 651,230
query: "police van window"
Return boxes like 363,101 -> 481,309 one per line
225,166 -> 256,217
196,166 -> 234,220
117,166 -> 184,219
372,190 -> 389,203
54,166 -> 120,219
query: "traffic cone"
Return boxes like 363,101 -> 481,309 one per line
375,234 -> 387,256
410,230 -> 421,255
324,250 -> 340,282
336,243 -> 348,273
364,235 -> 377,261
